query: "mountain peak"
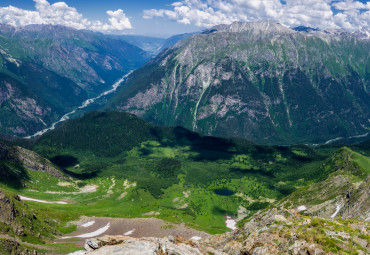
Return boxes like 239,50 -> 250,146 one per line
352,27 -> 370,39
203,20 -> 294,35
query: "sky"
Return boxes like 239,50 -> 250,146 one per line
0,0 -> 369,37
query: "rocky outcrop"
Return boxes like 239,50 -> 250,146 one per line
0,239 -> 39,255
201,208 -> 369,255
110,20 -> 370,145
75,235 -> 204,255
0,188 -> 61,244
0,142 -> 67,186
12,146 -> 67,180
75,208 -> 369,255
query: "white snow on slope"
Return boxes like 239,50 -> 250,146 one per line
62,223 -> 110,239
331,204 -> 341,218
19,195 -> 68,204
82,221 -> 95,228
226,216 -> 237,230
123,229 -> 135,235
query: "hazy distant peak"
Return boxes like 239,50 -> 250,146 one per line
205,20 -> 294,35
351,27 -> 370,39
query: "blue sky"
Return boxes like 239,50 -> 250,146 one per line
0,0 -> 369,37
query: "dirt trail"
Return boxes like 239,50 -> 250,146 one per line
0,234 -> 51,250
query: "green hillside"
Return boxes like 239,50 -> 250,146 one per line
29,111 -> 337,233
0,111 -> 367,254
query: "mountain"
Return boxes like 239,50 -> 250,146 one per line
112,33 -> 196,57
108,20 -> 370,145
292,25 -> 320,33
158,32 -> 196,52
109,35 -> 166,57
0,24 -> 150,136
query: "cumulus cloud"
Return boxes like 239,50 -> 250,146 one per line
0,0 -> 132,32
143,0 -> 369,31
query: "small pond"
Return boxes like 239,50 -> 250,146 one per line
213,189 -> 235,196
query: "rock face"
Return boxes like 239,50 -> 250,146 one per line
202,208 -> 369,255
0,24 -> 150,136
81,235 -> 203,255
0,141 -> 67,187
109,20 -> 370,145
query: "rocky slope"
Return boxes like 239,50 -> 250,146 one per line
77,208 -> 369,255
0,189 -> 61,255
0,24 -> 150,136
109,20 -> 370,145
0,141 -> 68,188
278,147 -> 370,221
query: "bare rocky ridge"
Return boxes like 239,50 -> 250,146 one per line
75,208 -> 369,255
0,141 -> 67,184
12,146 -> 67,180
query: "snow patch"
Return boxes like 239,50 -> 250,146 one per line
190,236 -> 202,241
82,221 -> 95,228
123,229 -> 135,235
226,216 -> 237,230
331,204 -> 341,218
19,195 -> 68,204
297,205 -> 307,212
62,223 -> 110,239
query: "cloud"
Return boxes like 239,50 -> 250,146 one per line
0,0 -> 132,33
143,0 -> 369,31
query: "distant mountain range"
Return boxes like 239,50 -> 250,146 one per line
108,20 -> 370,145
0,24 -> 197,137
0,24 -> 150,136
112,33 -> 195,57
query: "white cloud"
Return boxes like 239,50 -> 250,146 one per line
143,0 -> 370,31
0,0 -> 132,33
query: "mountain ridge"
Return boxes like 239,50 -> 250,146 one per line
0,24 -> 150,137
108,20 -> 370,145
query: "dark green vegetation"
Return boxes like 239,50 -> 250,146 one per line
0,111 -> 368,254
26,111 -> 368,233
108,20 -> 370,145
0,24 -> 150,136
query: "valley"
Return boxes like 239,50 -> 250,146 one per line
0,111 -> 369,254
25,71 -> 133,139
0,18 -> 368,255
